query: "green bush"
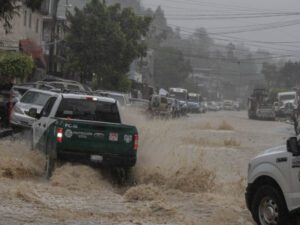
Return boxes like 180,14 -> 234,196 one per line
0,52 -> 34,83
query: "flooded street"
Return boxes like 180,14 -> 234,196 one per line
0,111 -> 294,225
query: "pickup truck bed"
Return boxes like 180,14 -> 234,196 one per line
49,118 -> 137,167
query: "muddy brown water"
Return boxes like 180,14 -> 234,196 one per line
0,110 -> 294,225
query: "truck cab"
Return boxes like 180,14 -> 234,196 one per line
246,137 -> 300,225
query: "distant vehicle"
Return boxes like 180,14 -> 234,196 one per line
277,91 -> 296,105
169,88 -> 188,115
149,95 -> 171,118
200,100 -> 208,113
10,89 -> 58,128
246,137 -> 300,225
248,88 -> 275,120
31,93 -> 138,179
207,101 -> 219,111
187,93 -> 201,113
17,82 -> 57,91
275,91 -> 297,117
94,91 -> 130,106
129,98 -> 149,109
47,81 -> 86,92
215,101 -> 223,110
233,101 -> 240,111
223,100 -> 235,111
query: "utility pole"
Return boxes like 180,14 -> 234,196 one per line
48,0 -> 60,74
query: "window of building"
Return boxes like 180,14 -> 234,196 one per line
29,12 -> 32,28
36,18 -> 39,32
24,10 -> 27,26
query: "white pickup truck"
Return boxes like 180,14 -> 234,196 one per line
246,137 -> 300,225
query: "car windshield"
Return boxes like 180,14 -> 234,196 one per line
189,96 -> 198,102
170,92 -> 187,101
21,91 -> 52,106
279,95 -> 295,101
67,84 -> 81,90
50,83 -> 65,89
55,98 -> 120,123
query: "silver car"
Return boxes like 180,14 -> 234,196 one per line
10,89 -> 58,128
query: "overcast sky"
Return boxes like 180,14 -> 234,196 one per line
141,0 -> 300,57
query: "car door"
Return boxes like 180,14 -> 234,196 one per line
32,97 -> 57,148
287,152 -> 300,210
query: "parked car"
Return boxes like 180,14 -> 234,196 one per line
46,81 -> 86,92
94,91 -> 130,106
10,89 -> 58,128
31,93 -> 138,179
233,101 -> 240,111
11,85 -> 32,101
200,101 -> 208,113
129,98 -> 149,109
223,100 -> 235,110
207,101 -> 219,111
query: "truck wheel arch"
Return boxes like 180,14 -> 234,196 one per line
248,176 -> 286,211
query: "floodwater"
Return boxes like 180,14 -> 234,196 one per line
0,110 -> 293,225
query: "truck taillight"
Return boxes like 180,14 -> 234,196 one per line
133,134 -> 138,151
57,128 -> 64,143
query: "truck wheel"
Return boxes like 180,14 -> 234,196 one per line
44,155 -> 55,179
251,185 -> 289,225
44,140 -> 56,179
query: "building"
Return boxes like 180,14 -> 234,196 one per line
0,4 -> 46,70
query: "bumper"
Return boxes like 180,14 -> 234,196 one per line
57,150 -> 137,167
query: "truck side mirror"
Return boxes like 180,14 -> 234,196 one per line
28,108 -> 39,119
287,137 -> 300,156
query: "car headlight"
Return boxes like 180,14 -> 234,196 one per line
13,105 -> 24,115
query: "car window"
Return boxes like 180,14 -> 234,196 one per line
13,87 -> 29,96
21,91 -> 52,106
55,98 -> 121,123
50,83 -> 65,89
41,97 -> 57,117
67,84 -> 81,90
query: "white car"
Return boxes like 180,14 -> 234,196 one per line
246,137 -> 300,225
94,91 -> 130,106
10,89 -> 58,128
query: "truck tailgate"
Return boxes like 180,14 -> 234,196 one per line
54,119 -> 137,156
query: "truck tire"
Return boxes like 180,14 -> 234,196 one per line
44,139 -> 56,179
45,155 -> 55,179
251,185 -> 289,225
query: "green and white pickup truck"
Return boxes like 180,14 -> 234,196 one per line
31,93 -> 138,178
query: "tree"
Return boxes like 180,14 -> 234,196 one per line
153,46 -> 192,88
279,61 -> 300,88
0,52 -> 34,83
65,0 -> 151,91
0,0 -> 43,32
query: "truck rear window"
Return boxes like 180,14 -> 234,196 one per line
55,99 -> 121,123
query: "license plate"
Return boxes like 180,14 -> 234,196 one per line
90,155 -> 103,162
